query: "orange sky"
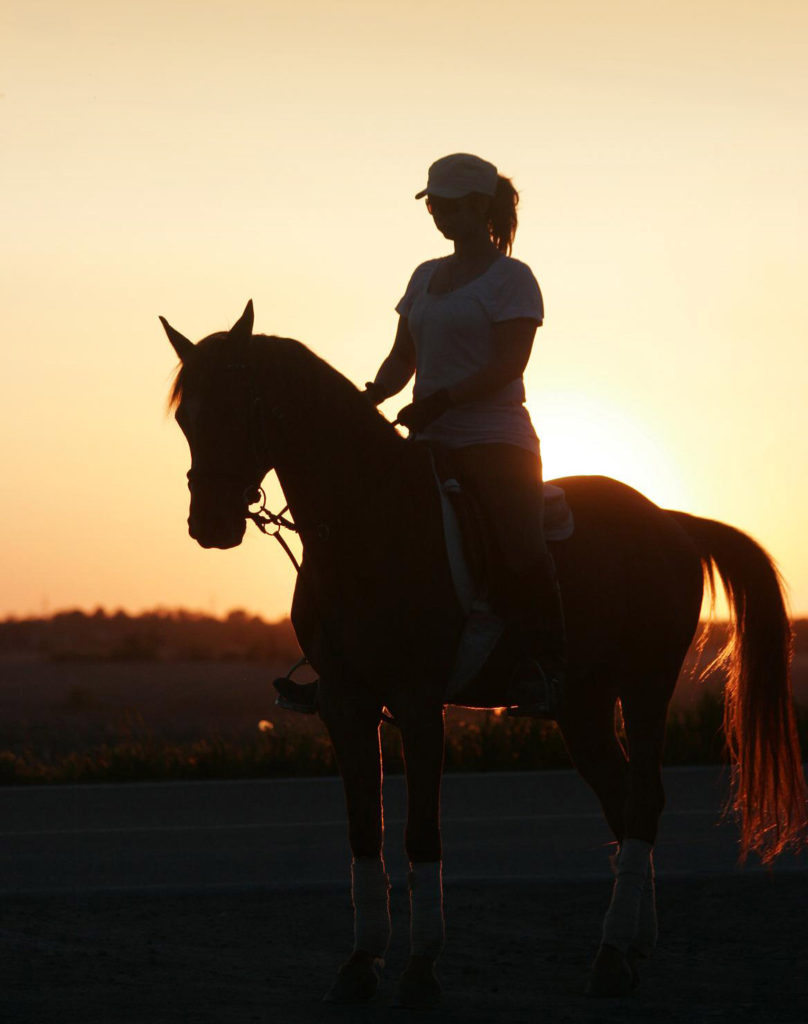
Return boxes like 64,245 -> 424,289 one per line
2,0 -> 807,618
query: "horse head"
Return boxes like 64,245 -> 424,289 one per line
161,300 -> 270,550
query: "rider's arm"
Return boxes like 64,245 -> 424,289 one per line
447,317 -> 539,406
368,315 -> 416,402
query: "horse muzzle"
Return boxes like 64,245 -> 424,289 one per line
188,512 -> 247,549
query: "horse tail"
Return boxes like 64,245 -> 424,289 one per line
669,511 -> 807,864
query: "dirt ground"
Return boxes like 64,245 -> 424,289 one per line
2,874 -> 806,1024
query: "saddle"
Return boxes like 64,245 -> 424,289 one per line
430,447 -> 574,614
429,448 -> 574,699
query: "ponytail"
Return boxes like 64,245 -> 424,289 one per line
488,175 -> 519,255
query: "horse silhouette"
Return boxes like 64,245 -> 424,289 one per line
161,300 -> 806,1006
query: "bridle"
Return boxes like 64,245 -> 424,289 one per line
229,358 -> 310,573
244,487 -> 305,572
185,350 -> 385,576
185,356 -> 312,574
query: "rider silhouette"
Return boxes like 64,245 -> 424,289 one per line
279,154 -> 565,718
375,154 -> 564,716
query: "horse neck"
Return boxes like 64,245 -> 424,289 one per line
254,340 -> 403,529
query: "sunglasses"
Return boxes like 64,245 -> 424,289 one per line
425,195 -> 464,216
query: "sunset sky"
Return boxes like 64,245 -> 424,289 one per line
3,0 -> 807,620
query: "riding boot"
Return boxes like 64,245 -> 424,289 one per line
506,555 -> 567,719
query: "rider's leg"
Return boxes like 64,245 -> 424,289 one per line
451,443 -> 566,717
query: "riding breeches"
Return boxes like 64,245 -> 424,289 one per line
447,442 -> 549,615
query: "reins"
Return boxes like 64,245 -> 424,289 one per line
245,487 -> 302,572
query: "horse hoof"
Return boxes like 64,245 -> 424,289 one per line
396,954 -> 441,1009
586,943 -> 635,997
323,951 -> 379,1004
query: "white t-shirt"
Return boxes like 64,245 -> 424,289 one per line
395,255 -> 543,453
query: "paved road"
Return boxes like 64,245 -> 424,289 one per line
1,767 -> 805,895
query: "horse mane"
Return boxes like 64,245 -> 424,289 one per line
262,336 -> 404,456
167,333 -> 400,450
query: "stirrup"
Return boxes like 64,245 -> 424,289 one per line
274,678 -> 319,715
505,658 -> 564,720
273,657 -> 319,715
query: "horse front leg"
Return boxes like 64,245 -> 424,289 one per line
394,702 -> 446,1009
319,687 -> 389,1004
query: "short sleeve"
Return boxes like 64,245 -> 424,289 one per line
395,261 -> 437,318
488,260 -> 544,324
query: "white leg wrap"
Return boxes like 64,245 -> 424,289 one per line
351,857 -> 391,962
601,839 -> 652,954
408,860 -> 445,960
634,850 -> 658,957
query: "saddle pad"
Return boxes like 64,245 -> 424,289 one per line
543,483 -> 575,542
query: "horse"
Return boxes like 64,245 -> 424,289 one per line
161,300 -> 807,1006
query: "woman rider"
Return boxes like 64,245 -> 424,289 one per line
364,153 -> 564,718
276,153 -> 564,718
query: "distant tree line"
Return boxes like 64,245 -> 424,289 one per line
0,609 -> 301,662
0,609 -> 805,670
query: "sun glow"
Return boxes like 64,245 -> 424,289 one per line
528,389 -> 691,512
2,0 -> 807,616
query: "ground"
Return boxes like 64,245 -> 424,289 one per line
2,875 -> 806,1024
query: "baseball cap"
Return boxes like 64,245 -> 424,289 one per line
414,153 -> 498,200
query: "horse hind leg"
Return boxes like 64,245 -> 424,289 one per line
620,672 -> 673,962
588,668 -> 675,997
559,687 -> 629,844
559,686 -> 638,996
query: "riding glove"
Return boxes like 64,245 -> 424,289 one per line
363,381 -> 387,406
397,389 -> 452,432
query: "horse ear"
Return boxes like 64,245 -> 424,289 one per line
230,300 -> 254,341
159,316 -> 195,362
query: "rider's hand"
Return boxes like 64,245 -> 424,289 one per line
396,389 -> 452,432
363,381 -> 387,406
